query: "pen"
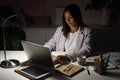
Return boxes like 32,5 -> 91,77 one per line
86,67 -> 90,75
63,65 -> 73,73
105,54 -> 111,68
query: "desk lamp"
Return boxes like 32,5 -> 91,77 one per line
0,8 -> 33,68
0,14 -> 21,68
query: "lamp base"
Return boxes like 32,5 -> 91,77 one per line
0,59 -> 20,68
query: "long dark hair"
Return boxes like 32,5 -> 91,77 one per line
62,4 -> 86,37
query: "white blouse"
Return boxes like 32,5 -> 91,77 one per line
65,30 -> 79,53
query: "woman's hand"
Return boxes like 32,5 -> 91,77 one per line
53,54 -> 70,64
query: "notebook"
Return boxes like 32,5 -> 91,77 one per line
15,41 -> 83,79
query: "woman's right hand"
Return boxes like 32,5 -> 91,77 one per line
53,55 -> 70,64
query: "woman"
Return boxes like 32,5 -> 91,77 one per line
44,4 -> 91,64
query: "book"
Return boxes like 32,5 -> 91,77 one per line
57,63 -> 84,77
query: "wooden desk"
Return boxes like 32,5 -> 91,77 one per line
0,51 -> 120,80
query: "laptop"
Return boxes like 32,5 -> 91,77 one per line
15,41 -> 82,79
15,41 -> 56,80
21,40 -> 54,68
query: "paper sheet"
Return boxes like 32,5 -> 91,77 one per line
51,51 -> 68,56
86,52 -> 120,68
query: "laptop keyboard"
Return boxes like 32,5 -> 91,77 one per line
54,60 -> 70,68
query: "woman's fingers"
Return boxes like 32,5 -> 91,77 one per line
53,55 -> 70,64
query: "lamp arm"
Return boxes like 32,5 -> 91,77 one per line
2,14 -> 19,60
3,14 -> 19,27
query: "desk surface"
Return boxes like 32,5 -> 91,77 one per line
0,51 -> 120,80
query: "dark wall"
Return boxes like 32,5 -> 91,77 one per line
91,28 -> 120,52
0,0 -> 45,16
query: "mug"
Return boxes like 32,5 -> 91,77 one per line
77,56 -> 86,66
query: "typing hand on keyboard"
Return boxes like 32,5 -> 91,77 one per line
53,55 -> 71,68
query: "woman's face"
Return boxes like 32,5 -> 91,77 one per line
64,11 -> 78,28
